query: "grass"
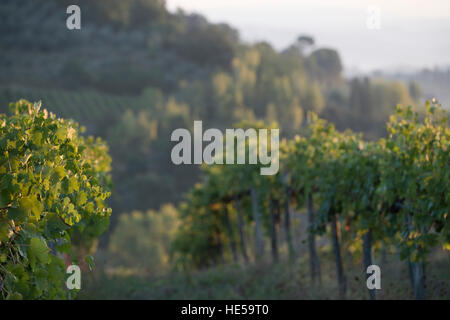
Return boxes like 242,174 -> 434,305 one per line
78,249 -> 450,300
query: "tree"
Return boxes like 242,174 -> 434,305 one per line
296,35 -> 315,55
408,81 -> 422,102
307,49 -> 342,84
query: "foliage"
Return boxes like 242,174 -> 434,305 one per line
108,204 -> 179,274
173,101 -> 449,280
0,100 -> 112,299
379,102 -> 449,260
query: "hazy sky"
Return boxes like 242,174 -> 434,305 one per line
167,0 -> 450,73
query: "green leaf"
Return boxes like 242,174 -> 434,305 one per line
8,207 -> 27,223
45,212 -> 69,235
0,221 -> 10,243
85,202 -> 94,214
19,195 -> 43,221
31,131 -> 43,146
51,166 -> 66,183
0,189 -> 11,207
76,191 -> 87,206
85,255 -> 95,271
68,176 -> 79,193
28,237 -> 50,266
55,126 -> 67,141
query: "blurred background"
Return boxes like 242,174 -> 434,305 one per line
1,0 -> 449,299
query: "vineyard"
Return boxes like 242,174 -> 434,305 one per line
0,86 -> 160,135
0,98 -> 448,300
1,0 -> 449,302
171,101 -> 449,300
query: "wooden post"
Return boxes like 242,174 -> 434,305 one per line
234,195 -> 249,264
269,198 -> 279,264
331,212 -> 346,299
251,188 -> 264,260
224,205 -> 238,263
363,228 -> 376,300
283,191 -> 295,261
307,193 -> 321,285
